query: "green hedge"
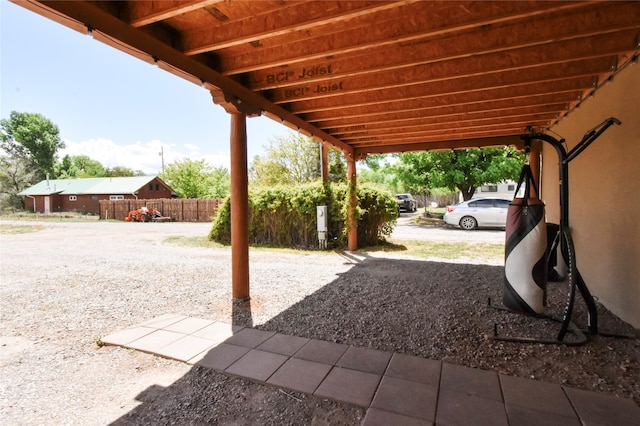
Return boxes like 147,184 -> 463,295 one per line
209,182 -> 398,249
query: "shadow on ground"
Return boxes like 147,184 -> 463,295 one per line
109,255 -> 639,424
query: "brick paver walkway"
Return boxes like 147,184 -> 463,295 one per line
103,314 -> 640,425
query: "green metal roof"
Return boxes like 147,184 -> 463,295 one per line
18,176 -> 159,196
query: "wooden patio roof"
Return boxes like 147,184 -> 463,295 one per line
15,1 -> 640,159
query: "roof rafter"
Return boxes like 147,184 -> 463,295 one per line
217,1 -> 596,75
29,0 -> 353,156
127,0 -> 225,27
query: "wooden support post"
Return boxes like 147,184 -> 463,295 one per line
230,112 -> 250,301
347,158 -> 358,251
321,144 -> 329,182
211,88 -> 260,302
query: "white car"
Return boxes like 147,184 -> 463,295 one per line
443,197 -> 511,230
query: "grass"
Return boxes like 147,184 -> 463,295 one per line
0,212 -> 100,222
373,239 -> 504,261
163,234 -> 504,263
0,223 -> 45,234
164,235 -> 223,248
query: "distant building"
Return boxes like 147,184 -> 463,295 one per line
472,180 -> 521,200
18,176 -> 175,214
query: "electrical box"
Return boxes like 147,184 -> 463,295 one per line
316,206 -> 328,232
316,205 -> 328,249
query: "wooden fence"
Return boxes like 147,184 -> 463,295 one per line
99,198 -> 223,222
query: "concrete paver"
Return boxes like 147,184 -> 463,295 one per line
102,316 -> 640,425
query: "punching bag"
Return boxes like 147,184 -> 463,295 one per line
503,165 -> 548,315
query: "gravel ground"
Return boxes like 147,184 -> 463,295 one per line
1,219 -> 638,425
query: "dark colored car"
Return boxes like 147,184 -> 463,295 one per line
396,193 -> 417,212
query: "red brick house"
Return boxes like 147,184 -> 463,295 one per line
18,176 -> 175,214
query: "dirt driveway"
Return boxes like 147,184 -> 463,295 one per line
1,219 -> 638,425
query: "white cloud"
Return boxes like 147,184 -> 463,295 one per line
59,138 -> 230,174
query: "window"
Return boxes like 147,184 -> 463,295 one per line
508,184 -> 515,191
69,195 -> 77,201
475,199 -> 495,208
481,185 -> 498,192
91,196 -> 98,200
155,184 -> 159,191
110,195 -> 124,200
149,184 -> 153,191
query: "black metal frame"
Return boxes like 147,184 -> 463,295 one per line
489,117 -> 633,345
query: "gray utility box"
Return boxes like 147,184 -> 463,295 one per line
317,205 -> 328,249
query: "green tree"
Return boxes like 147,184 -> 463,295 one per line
0,155 -> 37,210
105,166 -> 138,177
0,111 -> 64,180
55,154 -> 107,178
250,134 -> 321,185
328,148 -> 347,182
395,147 -> 525,200
163,158 -> 229,198
250,133 -> 347,185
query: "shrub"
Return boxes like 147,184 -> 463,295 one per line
208,182 -> 397,249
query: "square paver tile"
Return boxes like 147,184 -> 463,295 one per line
192,322 -> 244,343
505,404 -> 581,426
385,353 -> 441,386
314,367 -> 381,407
154,335 -> 216,362
194,343 -> 250,370
102,326 -> 155,347
440,362 -> 502,401
564,386 -> 640,426
225,349 -> 288,382
294,339 -> 349,365
363,408 -> 432,426
500,374 -> 576,418
337,346 -> 392,374
267,358 -> 332,394
140,314 -> 188,329
436,389 -> 508,426
371,376 -> 438,421
163,317 -> 214,334
223,328 -> 275,348
257,333 -> 310,356
126,330 -> 185,353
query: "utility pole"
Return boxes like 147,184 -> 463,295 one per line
159,146 -> 165,176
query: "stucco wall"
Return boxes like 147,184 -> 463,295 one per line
541,64 -> 639,328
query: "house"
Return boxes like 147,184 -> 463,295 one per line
18,176 -> 175,215
472,181 -> 519,200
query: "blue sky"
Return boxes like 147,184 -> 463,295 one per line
0,1 -> 293,174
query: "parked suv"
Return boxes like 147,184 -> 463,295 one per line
396,193 -> 417,212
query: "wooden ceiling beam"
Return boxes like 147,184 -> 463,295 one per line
218,1 -> 590,75
31,0 -> 353,156
286,58 -> 609,115
339,119 -> 549,141
313,94 -> 574,128
304,87 -> 580,124
347,124 -> 531,144
330,113 -> 557,139
323,104 -> 566,134
180,1 -> 407,55
354,136 -> 525,159
249,15 -> 638,91
270,54 -> 617,105
260,31 -> 636,102
127,0 -> 225,28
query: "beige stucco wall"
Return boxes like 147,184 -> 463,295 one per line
540,64 -> 640,328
